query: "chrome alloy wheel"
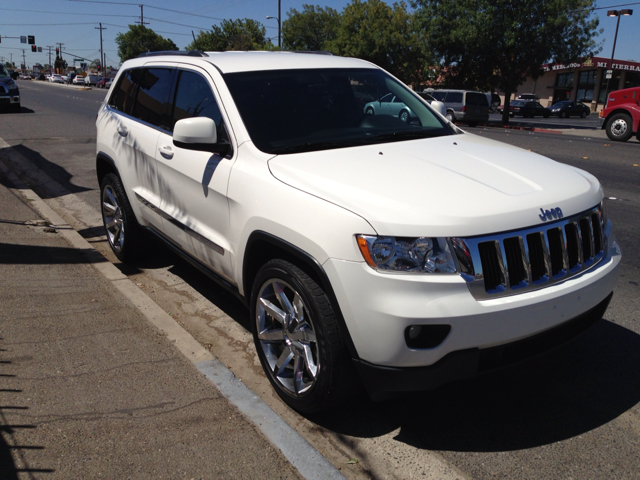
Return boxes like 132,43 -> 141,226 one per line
610,118 -> 628,137
256,279 -> 319,396
102,184 -> 125,253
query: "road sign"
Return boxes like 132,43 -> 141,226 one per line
74,58 -> 83,62
606,69 -> 613,79
38,47 -> 42,53
28,35 -> 35,45
20,36 -> 27,43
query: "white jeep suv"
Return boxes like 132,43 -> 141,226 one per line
96,51 -> 620,413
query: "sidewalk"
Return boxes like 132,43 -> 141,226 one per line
0,165 -> 311,477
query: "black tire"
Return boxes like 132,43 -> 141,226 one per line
446,111 -> 455,122
100,173 -> 143,262
560,111 -> 567,118
580,111 -> 587,118
251,259 -> 350,413
398,109 -> 410,122
605,113 -> 634,142
11,103 -> 20,113
365,107 -> 374,115
467,121 -> 478,127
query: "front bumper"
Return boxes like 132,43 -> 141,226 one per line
0,94 -> 20,105
324,234 -> 620,370
354,292 -> 612,399
598,117 -> 606,129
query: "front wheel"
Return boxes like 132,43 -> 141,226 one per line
365,107 -> 374,115
606,113 -> 633,142
446,111 -> 455,122
398,109 -> 410,122
560,111 -> 567,118
251,260 -> 350,413
100,173 -> 143,262
580,111 -> 587,118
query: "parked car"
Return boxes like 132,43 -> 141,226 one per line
49,74 -> 64,84
96,51 -> 620,413
509,100 -> 551,118
429,89 -> 490,126
84,74 -> 101,86
497,104 -> 505,114
598,86 -> 640,142
0,64 -> 21,112
36,74 -> 47,81
364,93 -> 415,122
73,75 -> 85,85
517,93 -> 538,100
549,101 -> 590,118
66,72 -> 77,84
96,77 -> 112,89
19,75 -> 31,80
486,92 -> 501,112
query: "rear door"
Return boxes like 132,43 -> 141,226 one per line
105,67 -> 165,232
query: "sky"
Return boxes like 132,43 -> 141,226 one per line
1,0 -> 638,70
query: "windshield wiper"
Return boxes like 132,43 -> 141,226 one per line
363,130 -> 443,143
271,141 -> 360,155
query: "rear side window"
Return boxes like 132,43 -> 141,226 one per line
446,92 -> 463,103
109,68 -> 143,115
132,68 -> 174,130
466,92 -> 489,106
431,91 -> 446,101
171,70 -> 222,129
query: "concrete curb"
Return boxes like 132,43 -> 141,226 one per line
0,151 -> 346,480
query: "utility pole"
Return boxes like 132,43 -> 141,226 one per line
95,23 -> 107,71
47,46 -> 53,73
136,5 -> 149,26
22,49 -> 26,72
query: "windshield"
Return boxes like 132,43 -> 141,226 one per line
0,65 -> 9,78
224,68 -> 454,154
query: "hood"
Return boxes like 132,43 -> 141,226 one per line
267,134 -> 602,237
0,77 -> 15,85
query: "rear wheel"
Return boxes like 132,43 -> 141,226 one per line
365,107 -> 374,115
446,111 -> 455,122
398,109 -> 410,122
251,259 -> 350,413
606,113 -> 633,142
580,111 -> 587,118
100,173 -> 143,262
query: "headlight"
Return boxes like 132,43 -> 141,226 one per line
7,80 -> 18,91
356,235 -> 457,273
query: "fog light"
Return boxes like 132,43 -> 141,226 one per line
404,325 -> 451,349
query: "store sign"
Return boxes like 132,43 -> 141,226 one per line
543,56 -> 640,73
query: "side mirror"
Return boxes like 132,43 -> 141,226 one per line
431,100 -> 447,118
173,117 -> 218,150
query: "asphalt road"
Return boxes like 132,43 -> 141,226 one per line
2,80 -> 639,479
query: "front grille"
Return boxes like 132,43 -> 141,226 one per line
453,205 -> 606,300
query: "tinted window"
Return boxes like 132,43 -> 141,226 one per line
466,92 -> 489,106
109,68 -> 143,115
132,68 -> 174,129
172,70 -> 222,129
446,92 -> 463,103
431,91 -> 446,101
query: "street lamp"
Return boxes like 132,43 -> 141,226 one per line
604,9 -> 633,107
266,15 -> 281,50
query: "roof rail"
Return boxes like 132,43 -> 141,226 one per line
137,50 -> 209,58
292,50 -> 334,56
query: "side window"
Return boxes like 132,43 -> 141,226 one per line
108,68 -> 143,115
171,70 -> 222,129
431,91 -> 446,101
131,68 -> 174,130
447,92 -> 463,103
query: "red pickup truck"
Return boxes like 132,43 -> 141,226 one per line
599,86 -> 640,142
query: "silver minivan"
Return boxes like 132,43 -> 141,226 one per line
429,89 -> 490,126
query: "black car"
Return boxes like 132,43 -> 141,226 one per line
509,100 -> 550,118
549,101 -> 591,118
0,64 -> 20,112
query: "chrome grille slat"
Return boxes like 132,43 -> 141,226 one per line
454,205 -> 606,300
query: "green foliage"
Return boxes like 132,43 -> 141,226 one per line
5,62 -> 16,69
115,25 -> 178,62
331,0 -> 432,86
54,55 -> 67,73
283,4 -> 340,51
411,0 -> 602,122
186,19 -> 272,51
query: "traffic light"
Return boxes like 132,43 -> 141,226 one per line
31,45 -> 37,53
97,65 -> 101,71
56,48 -> 59,55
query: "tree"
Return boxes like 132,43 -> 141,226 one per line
115,25 -> 178,62
54,55 -> 67,74
330,0 -> 432,86
186,19 -> 271,51
282,5 -> 340,51
412,0 -> 602,123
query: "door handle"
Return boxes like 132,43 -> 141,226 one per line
159,145 -> 174,159
117,126 -> 128,137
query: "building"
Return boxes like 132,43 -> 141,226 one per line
512,56 -> 640,111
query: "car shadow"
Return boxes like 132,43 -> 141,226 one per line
308,318 -> 640,452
